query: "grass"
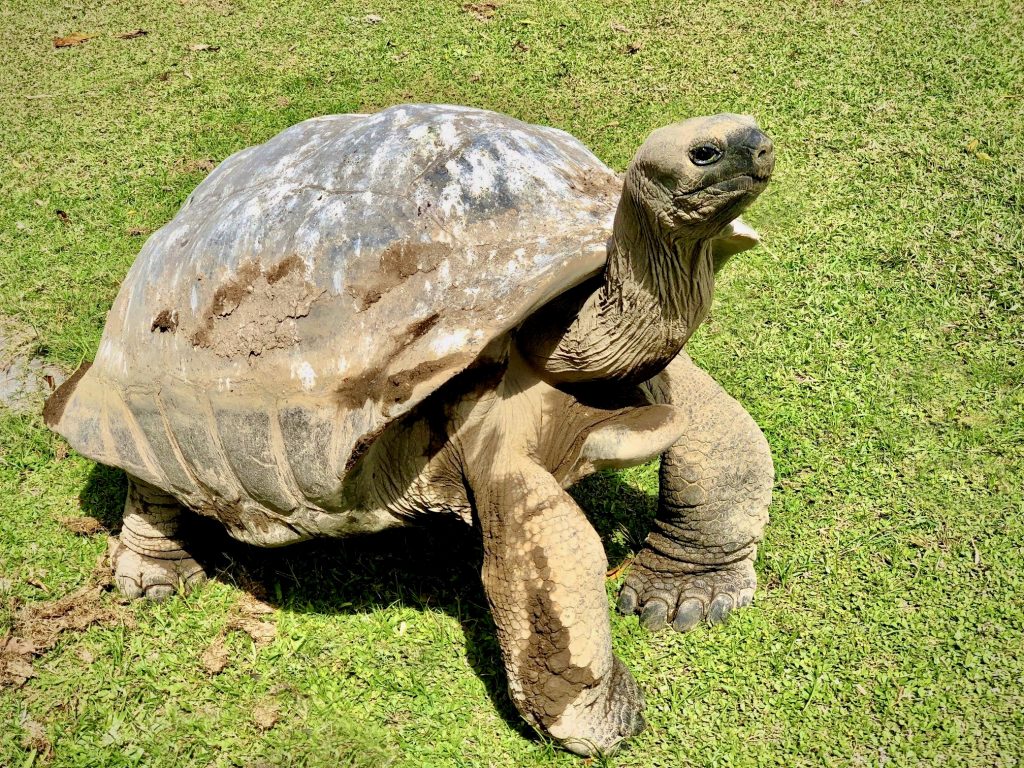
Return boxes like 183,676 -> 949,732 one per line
1,0 -> 1022,765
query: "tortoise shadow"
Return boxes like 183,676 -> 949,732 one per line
78,463 -> 129,531
77,463 -> 658,739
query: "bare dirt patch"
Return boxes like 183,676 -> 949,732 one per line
200,635 -> 230,674
200,591 -> 277,675
1,319 -> 68,414
0,547 -> 132,688
59,516 -> 108,536
462,2 -> 501,21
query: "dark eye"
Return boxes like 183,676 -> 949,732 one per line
689,143 -> 723,166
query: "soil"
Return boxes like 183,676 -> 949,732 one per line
150,308 -> 179,333
346,241 -> 447,311
0,321 -> 68,415
190,257 -> 325,359
335,351 -> 466,412
41,360 -> 90,428
59,516 -> 108,536
0,545 -> 132,689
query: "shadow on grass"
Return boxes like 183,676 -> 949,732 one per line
77,462 -> 658,740
78,463 -> 128,531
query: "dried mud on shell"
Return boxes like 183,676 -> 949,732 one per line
188,257 -> 324,360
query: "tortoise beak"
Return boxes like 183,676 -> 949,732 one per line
739,127 -> 775,181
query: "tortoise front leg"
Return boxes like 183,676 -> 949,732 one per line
619,352 -> 773,631
469,457 -> 645,755
112,477 -> 207,601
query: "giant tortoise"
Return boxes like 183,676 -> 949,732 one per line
46,104 -> 776,755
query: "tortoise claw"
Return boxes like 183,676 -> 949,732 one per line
617,554 -> 757,633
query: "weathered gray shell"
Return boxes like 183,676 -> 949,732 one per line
53,104 -> 620,542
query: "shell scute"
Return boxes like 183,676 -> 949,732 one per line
278,400 -> 344,508
158,385 -> 238,504
122,388 -> 195,495
209,397 -> 300,515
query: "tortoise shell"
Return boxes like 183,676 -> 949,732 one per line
49,104 -> 621,542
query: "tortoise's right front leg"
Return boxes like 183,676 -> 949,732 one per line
469,457 -> 645,756
112,477 -> 207,601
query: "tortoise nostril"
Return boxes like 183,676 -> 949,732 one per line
739,127 -> 773,164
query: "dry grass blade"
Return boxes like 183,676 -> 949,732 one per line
1,549 -> 128,688
606,555 -> 634,580
53,33 -> 91,48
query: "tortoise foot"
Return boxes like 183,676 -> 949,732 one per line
111,538 -> 207,601
111,477 -> 208,600
554,656 -> 647,756
616,553 -> 756,633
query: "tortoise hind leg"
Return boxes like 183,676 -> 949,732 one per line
112,477 -> 207,601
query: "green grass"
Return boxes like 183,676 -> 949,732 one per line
2,0 -> 1023,765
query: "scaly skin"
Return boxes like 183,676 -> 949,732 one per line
473,459 -> 645,754
458,356 -> 654,755
112,479 -> 207,601
516,116 -> 776,645
618,352 -> 773,631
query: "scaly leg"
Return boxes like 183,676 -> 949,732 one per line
470,456 -> 645,755
112,477 -> 207,601
619,352 -> 773,631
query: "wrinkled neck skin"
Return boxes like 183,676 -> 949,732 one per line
603,191 -> 715,336
518,188 -> 715,386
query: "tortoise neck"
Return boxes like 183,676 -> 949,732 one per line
599,190 -> 715,353
514,187 -> 716,385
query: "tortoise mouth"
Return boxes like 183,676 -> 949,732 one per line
706,173 -> 770,194
686,172 -> 769,226
664,170 -> 770,227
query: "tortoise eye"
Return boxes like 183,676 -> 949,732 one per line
689,143 -> 723,166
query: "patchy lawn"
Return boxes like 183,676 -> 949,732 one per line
1,0 -> 1022,765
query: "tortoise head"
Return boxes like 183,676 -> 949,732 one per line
624,113 -> 774,239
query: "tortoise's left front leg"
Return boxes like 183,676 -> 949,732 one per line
619,352 -> 773,632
